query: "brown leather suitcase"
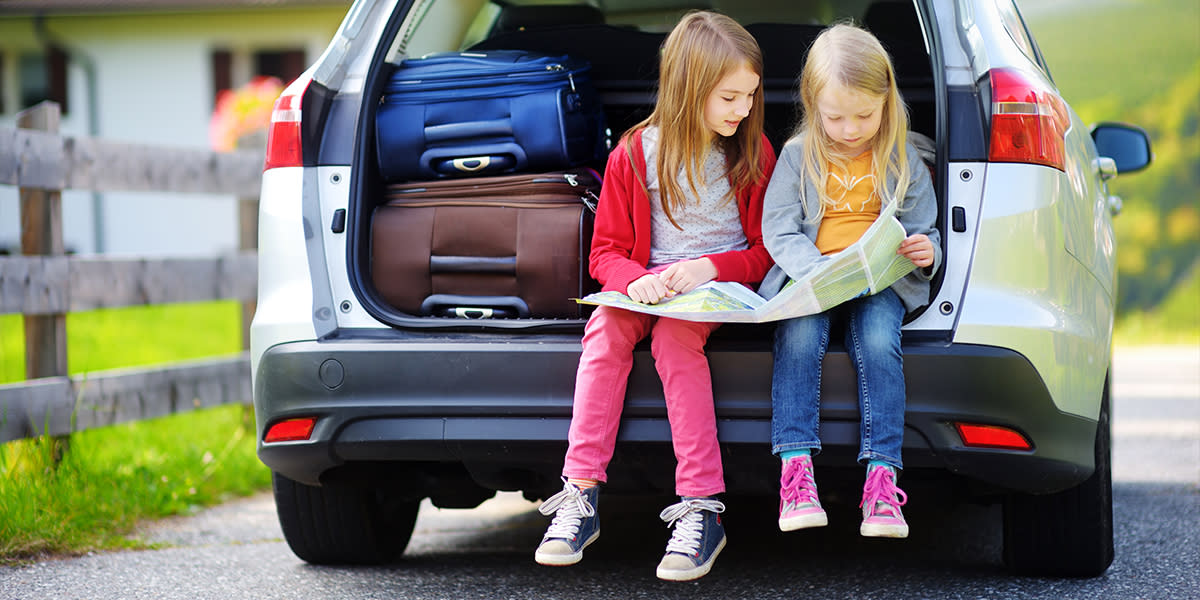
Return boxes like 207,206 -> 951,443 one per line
370,170 -> 599,318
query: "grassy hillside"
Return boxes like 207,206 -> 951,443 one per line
1022,0 -> 1199,117
1022,0 -> 1200,342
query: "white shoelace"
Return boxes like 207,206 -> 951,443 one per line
538,483 -> 595,540
659,498 -> 725,555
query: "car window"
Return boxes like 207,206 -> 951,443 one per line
395,0 -> 903,57
389,0 -> 492,59
992,0 -> 1043,68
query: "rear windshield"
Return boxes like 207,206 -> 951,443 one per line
394,0 -> 925,60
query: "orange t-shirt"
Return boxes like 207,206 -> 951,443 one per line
814,151 -> 881,255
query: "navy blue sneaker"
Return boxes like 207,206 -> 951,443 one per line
655,497 -> 726,581
534,480 -> 600,566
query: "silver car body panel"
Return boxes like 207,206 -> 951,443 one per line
906,160 -> 985,334
953,163 -> 1111,419
318,166 -> 380,329
251,167 -> 318,384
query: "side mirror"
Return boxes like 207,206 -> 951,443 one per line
1091,122 -> 1152,175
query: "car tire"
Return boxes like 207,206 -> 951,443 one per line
1002,371 -> 1114,577
272,471 -> 420,565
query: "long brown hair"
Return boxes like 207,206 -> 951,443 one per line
795,23 -> 911,221
628,10 -> 766,228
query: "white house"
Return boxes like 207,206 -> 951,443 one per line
0,0 -> 351,256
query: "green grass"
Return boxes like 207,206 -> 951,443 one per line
0,403 -> 270,561
1,301 -> 267,561
1,301 -> 244,382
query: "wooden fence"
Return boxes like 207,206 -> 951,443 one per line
0,101 -> 263,444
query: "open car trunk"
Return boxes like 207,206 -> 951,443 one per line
346,0 -> 939,331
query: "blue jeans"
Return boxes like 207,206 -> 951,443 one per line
771,288 -> 906,469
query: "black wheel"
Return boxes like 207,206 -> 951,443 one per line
272,471 -> 420,565
1002,371 -> 1114,577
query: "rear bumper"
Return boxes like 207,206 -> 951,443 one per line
254,330 -> 1097,496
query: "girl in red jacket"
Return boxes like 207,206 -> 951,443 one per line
534,11 -> 776,582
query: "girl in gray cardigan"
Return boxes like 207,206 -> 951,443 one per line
760,23 -> 941,539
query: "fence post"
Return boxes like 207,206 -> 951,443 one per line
18,102 -> 67,379
17,101 -> 71,459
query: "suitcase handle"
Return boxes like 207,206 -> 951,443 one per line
430,255 -> 517,275
450,157 -> 492,173
420,294 -> 531,319
426,119 -> 513,143
421,144 -> 526,178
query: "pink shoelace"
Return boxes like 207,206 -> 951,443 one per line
860,465 -> 908,516
780,456 -> 820,507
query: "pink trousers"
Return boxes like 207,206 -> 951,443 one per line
562,305 -> 725,497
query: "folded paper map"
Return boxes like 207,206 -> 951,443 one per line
577,201 -> 915,323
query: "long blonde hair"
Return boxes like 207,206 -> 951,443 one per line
795,23 -> 911,221
627,10 -> 766,229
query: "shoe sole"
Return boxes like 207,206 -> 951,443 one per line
534,530 -> 600,566
860,522 -> 909,538
655,535 -> 726,582
779,511 -> 828,531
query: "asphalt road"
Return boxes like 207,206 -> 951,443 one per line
1,346 -> 1197,600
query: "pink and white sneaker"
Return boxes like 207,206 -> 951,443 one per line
778,455 -> 828,531
860,464 -> 909,538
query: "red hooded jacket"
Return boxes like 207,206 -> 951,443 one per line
589,128 -> 777,295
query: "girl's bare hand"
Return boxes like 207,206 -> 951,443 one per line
626,273 -> 672,304
898,234 -> 935,268
659,258 -> 718,295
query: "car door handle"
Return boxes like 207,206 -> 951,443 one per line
1094,157 -> 1118,180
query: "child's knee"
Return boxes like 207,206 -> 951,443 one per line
649,321 -> 711,357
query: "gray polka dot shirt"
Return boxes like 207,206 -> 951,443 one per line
642,127 -> 749,268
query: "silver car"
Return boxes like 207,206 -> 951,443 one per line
250,0 -> 1152,576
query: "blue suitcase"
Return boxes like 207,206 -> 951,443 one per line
375,50 -> 608,181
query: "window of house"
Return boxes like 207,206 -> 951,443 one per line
211,49 -> 233,103
17,46 -> 68,114
18,53 -> 47,109
210,47 -> 306,104
254,49 -> 306,85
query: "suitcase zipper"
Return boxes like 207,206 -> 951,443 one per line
388,65 -> 580,91
546,64 -> 577,93
386,173 -> 600,210
386,63 -> 588,97
563,172 -> 598,213
389,174 -> 596,194
389,200 -> 583,209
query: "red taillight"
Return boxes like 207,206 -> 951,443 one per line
988,68 -> 1069,171
263,77 -> 310,171
954,422 -> 1033,451
264,417 -> 317,443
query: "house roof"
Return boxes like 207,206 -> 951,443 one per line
0,0 -> 351,16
